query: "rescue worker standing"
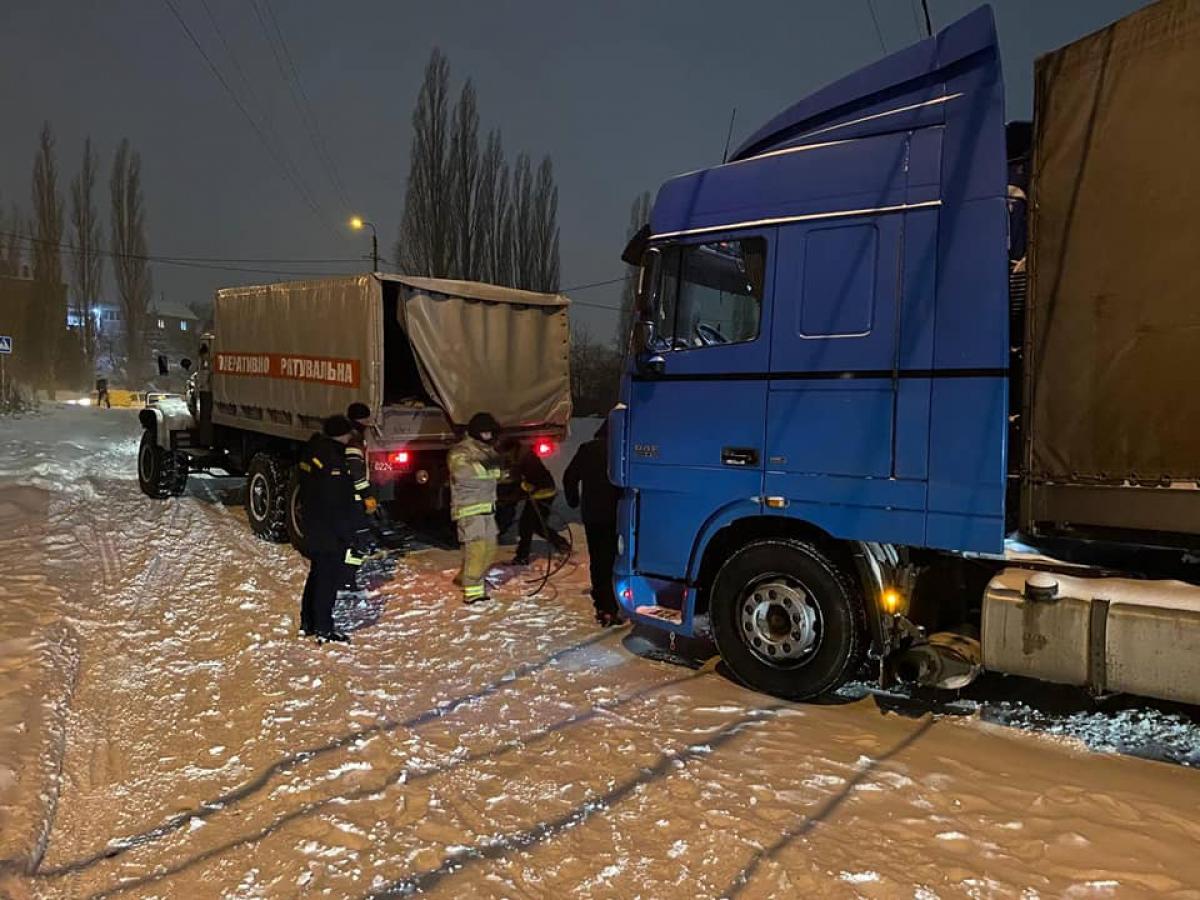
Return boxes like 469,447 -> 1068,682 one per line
509,441 -> 569,566
449,412 -> 503,604
563,421 -> 623,626
345,402 -> 376,517
299,415 -> 369,643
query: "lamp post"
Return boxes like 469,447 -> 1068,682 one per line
349,216 -> 379,272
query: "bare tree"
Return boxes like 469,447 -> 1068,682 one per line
396,49 -> 452,277
618,191 -> 652,346
110,138 -> 152,377
509,153 -> 535,290
448,80 -> 481,279
31,122 -> 66,393
532,156 -> 560,292
0,195 -> 23,276
474,129 -> 503,282
70,137 -> 103,372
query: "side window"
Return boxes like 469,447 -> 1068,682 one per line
653,238 -> 766,350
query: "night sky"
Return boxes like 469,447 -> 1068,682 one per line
0,0 -> 1148,342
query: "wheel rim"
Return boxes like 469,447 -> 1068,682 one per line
738,577 -> 822,667
139,441 -> 155,483
289,484 -> 304,538
249,472 -> 270,521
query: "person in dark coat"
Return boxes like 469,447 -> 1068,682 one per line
563,421 -> 622,625
509,442 -> 569,566
95,376 -> 111,409
345,402 -> 375,515
298,415 -> 370,643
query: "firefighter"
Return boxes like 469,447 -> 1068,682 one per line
345,402 -> 376,516
509,441 -> 569,566
563,420 -> 623,626
449,412 -> 503,604
298,415 -> 369,643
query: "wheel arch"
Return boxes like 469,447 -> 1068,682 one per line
690,513 -> 886,651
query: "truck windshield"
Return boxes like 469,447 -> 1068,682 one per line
651,238 -> 766,350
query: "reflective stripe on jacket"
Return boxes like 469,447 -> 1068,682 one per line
448,436 -> 501,522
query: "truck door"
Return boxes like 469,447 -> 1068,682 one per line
764,213 -> 928,545
627,232 -> 772,579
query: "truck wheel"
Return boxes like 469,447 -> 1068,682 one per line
286,468 -> 308,555
710,539 -> 866,700
138,430 -> 187,499
245,453 -> 289,542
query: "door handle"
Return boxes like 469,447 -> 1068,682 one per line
721,447 -> 759,467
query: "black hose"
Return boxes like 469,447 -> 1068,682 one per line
523,496 -> 575,598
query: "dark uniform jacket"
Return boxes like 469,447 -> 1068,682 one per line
299,433 -> 368,553
563,437 -> 619,525
513,451 -> 556,499
345,428 -> 372,504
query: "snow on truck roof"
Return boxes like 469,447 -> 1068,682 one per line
216,274 -> 569,309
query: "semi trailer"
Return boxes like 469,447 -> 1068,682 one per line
137,274 -> 571,547
611,0 -> 1200,704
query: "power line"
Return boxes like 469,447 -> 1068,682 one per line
909,0 -> 925,39
196,0 -> 312,207
257,0 -> 354,213
159,0 -> 336,235
866,0 -> 888,53
5,231 -> 362,277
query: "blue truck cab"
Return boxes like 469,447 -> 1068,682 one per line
609,6 -> 1011,698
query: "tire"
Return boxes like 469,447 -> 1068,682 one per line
710,538 -> 866,701
286,467 -> 309,556
245,452 -> 290,542
138,430 -> 188,499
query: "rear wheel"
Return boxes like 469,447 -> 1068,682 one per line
138,430 -> 189,499
286,467 -> 308,555
710,539 -> 866,700
245,452 -> 289,542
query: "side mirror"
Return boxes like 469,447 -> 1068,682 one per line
180,357 -> 192,371
639,353 -> 666,377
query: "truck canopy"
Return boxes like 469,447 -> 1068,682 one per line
1024,0 -> 1200,537
379,275 -> 571,432
211,274 -> 570,442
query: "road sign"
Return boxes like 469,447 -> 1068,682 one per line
0,335 -> 11,354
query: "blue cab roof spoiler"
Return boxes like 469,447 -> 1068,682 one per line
732,5 -> 998,162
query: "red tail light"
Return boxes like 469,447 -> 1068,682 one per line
390,450 -> 410,466
534,439 -> 556,458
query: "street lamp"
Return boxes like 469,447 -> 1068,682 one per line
349,216 -> 379,272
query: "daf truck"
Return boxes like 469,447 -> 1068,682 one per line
612,1 -> 1200,705
137,274 -> 571,547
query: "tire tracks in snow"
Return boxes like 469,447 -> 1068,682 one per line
374,701 -> 786,897
36,628 -> 622,881
721,716 -> 936,898
83,666 -> 715,897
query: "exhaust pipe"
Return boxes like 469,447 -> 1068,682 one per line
894,628 -> 982,690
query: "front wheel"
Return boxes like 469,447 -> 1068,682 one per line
710,539 -> 866,700
137,430 -> 188,499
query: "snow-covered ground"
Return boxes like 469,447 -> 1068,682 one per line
3,407 -> 1200,898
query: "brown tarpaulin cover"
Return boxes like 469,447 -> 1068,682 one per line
1028,0 -> 1200,485
382,276 -> 572,429
212,276 -> 383,440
